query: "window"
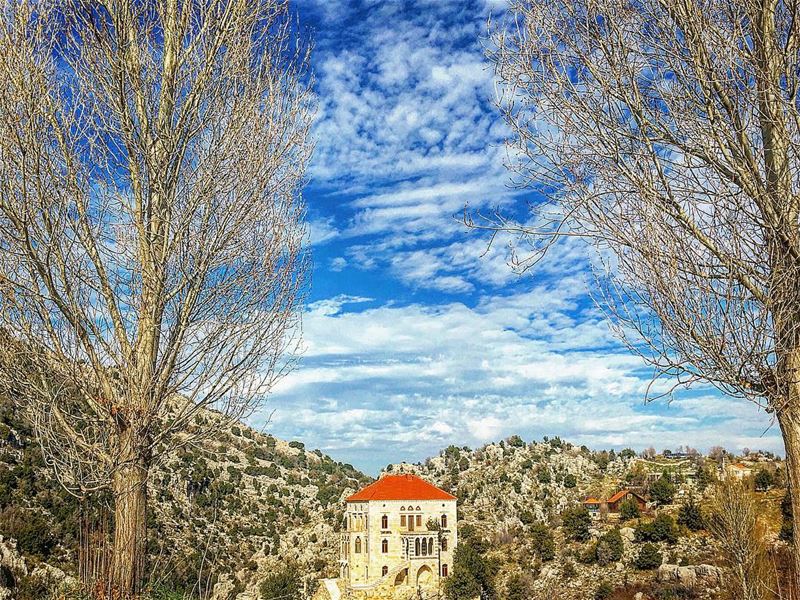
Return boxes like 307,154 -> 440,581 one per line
442,564 -> 449,577
400,515 -> 406,527
421,538 -> 427,556
415,538 -> 421,556
381,539 -> 388,553
382,566 -> 389,577
441,537 -> 448,551
416,515 -> 422,527
381,515 -> 388,529
441,514 -> 447,528
354,537 -> 362,554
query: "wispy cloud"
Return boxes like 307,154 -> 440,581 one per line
267,0 -> 784,474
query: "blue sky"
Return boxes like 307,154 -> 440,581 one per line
249,0 -> 783,475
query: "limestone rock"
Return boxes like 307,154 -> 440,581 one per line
0,536 -> 27,579
658,563 -> 722,587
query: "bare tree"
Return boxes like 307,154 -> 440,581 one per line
708,479 -> 774,600
0,0 -> 312,595
485,0 -> 800,577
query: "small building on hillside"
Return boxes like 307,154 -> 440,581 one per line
607,489 -> 647,513
340,473 -> 457,595
725,462 -> 753,480
583,489 -> 647,518
583,497 -> 603,518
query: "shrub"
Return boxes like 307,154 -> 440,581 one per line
507,435 -> 526,447
444,542 -> 496,600
635,543 -> 663,570
595,581 -> 614,600
635,514 -> 678,544
577,541 -> 598,564
0,507 -> 56,558
619,497 -> 641,521
537,469 -> 551,484
561,560 -> 577,580
596,528 -> 624,565
650,474 -> 676,506
563,473 -> 577,488
677,498 -> 704,531
530,522 -> 556,561
562,505 -> 591,541
259,564 -> 302,600
506,573 -> 534,600
754,469 -> 774,491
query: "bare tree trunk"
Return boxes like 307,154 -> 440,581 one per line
110,430 -> 148,598
778,389 -> 800,585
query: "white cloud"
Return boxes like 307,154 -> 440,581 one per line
254,281 -> 783,472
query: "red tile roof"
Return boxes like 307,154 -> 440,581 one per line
583,497 -> 602,505
608,489 -> 644,504
346,474 -> 457,502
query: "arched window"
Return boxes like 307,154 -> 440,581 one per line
430,537 -> 435,553
355,537 -> 362,553
381,515 -> 388,529
415,538 -> 421,556
441,537 -> 448,551
422,538 -> 428,556
442,564 -> 449,577
382,566 -> 389,577
441,514 -> 447,528
382,539 -> 388,553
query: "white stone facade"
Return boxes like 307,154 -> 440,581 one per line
339,479 -> 457,593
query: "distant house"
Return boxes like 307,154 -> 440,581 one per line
583,497 -> 603,518
607,490 -> 647,513
726,463 -> 753,480
583,490 -> 647,519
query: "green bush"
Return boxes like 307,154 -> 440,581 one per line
259,564 -> 302,600
634,543 -> 663,570
635,514 -> 678,544
0,507 -> 56,558
619,497 -> 641,521
754,469 -> 774,491
529,522 -> 555,561
596,528 -> 624,565
563,473 -> 577,488
677,498 -> 704,531
505,573 -> 534,600
650,474 -> 676,506
595,581 -> 614,600
562,506 -> 591,541
443,541 -> 497,600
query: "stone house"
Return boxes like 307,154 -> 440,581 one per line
340,473 -> 457,594
583,489 -> 647,519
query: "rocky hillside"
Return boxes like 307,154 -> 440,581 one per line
0,393 -> 371,598
1,387 -> 793,600
391,436 -> 790,600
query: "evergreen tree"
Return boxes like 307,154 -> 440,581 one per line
677,497 -> 704,531
619,497 -> 641,521
634,543 -> 663,570
562,506 -> 592,542
649,473 -> 676,506
596,528 -> 624,565
529,522 -> 556,561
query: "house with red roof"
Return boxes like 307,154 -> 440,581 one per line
583,489 -> 647,519
339,473 -> 457,593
